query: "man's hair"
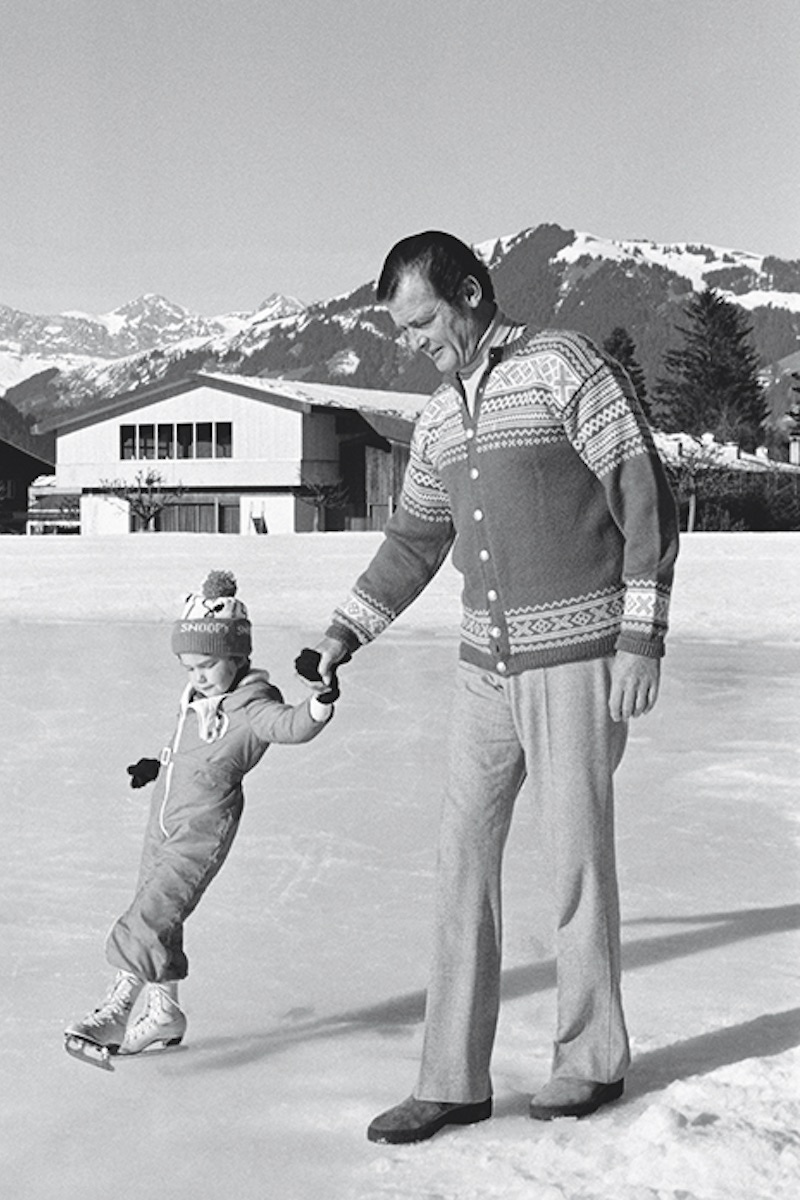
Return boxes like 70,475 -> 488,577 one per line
376,231 -> 495,305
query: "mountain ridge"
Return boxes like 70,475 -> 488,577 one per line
3,223 -> 799,442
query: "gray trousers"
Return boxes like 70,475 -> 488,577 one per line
415,657 -> 630,1103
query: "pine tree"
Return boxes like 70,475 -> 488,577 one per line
602,327 -> 651,420
653,288 -> 767,451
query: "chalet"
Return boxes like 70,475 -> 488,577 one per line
0,435 -> 54,534
32,373 -> 428,535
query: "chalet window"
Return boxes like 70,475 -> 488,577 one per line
158,424 -> 174,459
139,424 -> 155,459
196,422 -> 213,459
215,422 -> 232,458
119,421 -> 233,460
176,424 -> 194,459
120,426 -> 136,459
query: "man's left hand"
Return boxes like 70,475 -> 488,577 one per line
609,651 -> 661,722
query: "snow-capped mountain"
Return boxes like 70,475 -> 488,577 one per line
3,224 -> 799,435
210,293 -> 307,338
553,232 -> 800,314
473,228 -> 800,314
0,292 -> 305,394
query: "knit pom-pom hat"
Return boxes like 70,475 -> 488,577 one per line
171,570 -> 252,658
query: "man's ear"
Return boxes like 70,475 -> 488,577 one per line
459,274 -> 483,309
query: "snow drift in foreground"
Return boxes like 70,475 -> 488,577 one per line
362,1051 -> 800,1199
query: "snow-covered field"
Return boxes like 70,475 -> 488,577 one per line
1,532 -> 798,1200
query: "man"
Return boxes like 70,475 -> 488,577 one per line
313,231 -> 679,1144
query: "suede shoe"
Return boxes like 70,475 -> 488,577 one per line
367,1094 -> 492,1144
529,1077 -> 624,1121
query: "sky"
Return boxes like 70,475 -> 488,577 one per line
2,0 -> 799,318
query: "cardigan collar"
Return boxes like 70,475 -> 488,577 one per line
488,320 -> 536,367
455,308 -> 524,383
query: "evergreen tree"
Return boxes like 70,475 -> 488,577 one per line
653,288 -> 767,451
602,326 -> 651,420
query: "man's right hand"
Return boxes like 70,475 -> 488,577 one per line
294,647 -> 341,703
314,635 -> 351,685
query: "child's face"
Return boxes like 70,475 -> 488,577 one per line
179,654 -> 241,697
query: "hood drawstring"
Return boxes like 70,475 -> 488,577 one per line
187,693 -> 230,743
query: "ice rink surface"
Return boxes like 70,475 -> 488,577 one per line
0,533 -> 798,1199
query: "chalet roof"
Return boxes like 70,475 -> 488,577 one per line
198,372 -> 427,421
196,373 -> 427,445
0,434 -> 55,473
36,373 -> 429,442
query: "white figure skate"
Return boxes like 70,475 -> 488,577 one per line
119,983 -> 186,1055
64,971 -> 142,1070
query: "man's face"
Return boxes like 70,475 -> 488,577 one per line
387,269 -> 485,376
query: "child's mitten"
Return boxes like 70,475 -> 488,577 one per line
127,757 -> 161,789
294,648 -> 340,704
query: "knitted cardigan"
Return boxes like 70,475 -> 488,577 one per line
328,326 -> 679,675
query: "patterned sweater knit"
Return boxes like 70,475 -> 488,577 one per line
328,325 -> 679,675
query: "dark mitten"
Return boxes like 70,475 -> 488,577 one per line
127,757 -> 161,789
294,648 -> 340,704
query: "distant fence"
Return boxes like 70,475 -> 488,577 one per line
664,463 -> 800,531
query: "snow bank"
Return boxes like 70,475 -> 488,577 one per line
0,532 -> 455,628
359,1050 -> 800,1199
1,531 -> 799,645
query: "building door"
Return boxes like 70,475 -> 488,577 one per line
218,501 -> 240,533
173,502 -> 216,532
145,496 -> 241,533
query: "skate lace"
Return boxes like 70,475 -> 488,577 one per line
130,1008 -> 161,1036
82,998 -> 127,1029
128,992 -> 181,1038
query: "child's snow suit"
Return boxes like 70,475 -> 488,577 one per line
106,669 -> 329,981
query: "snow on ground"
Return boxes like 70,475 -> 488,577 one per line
733,290 -> 800,314
0,533 -> 798,1200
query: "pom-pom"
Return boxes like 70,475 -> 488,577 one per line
202,570 -> 237,599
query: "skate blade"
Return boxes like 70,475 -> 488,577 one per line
64,1034 -> 116,1072
118,1034 -> 184,1057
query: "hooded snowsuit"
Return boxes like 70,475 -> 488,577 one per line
106,669 -> 330,982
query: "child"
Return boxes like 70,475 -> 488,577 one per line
64,569 -> 337,1068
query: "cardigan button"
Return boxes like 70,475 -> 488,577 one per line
479,549 -> 490,562
473,509 -> 484,522
487,589 -> 498,602
465,427 -> 475,439
470,466 -> 479,480
496,660 -> 507,674
490,626 -> 502,639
